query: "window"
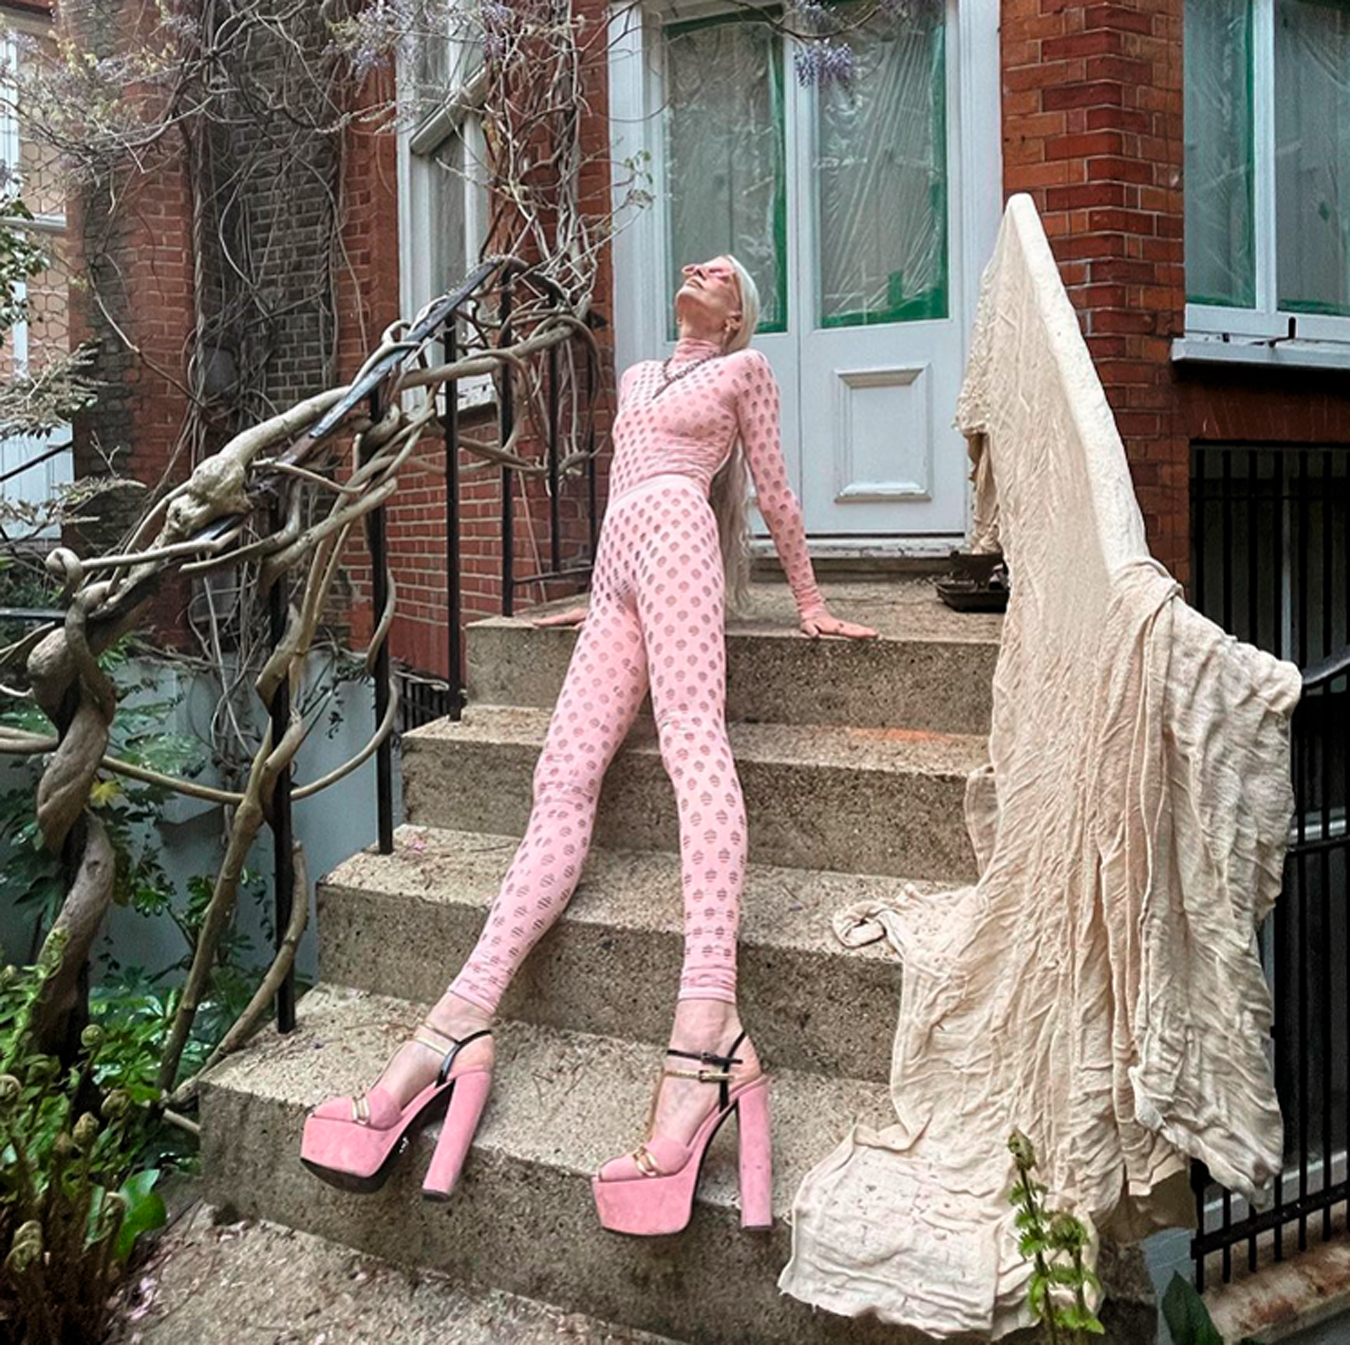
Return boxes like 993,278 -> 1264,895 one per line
399,12 -> 492,408
655,0 -> 948,341
1177,0 -> 1350,368
0,21 -> 72,543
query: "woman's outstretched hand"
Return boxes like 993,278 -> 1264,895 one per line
799,606 -> 880,640
530,605 -> 588,629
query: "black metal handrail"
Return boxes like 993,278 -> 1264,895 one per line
1190,642 -> 1350,1287
1303,644 -> 1350,691
2,258 -> 603,1046
437,265 -> 601,715
266,257 -> 602,1030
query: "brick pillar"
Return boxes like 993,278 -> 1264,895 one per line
1002,0 -> 1188,584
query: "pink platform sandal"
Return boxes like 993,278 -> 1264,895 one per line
300,1019 -> 492,1201
592,1028 -> 772,1236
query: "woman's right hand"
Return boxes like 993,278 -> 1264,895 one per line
529,605 -> 588,629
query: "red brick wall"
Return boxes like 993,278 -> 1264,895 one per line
69,0 -> 1350,663
1176,368 -> 1350,448
333,58 -> 400,655
64,0 -> 197,644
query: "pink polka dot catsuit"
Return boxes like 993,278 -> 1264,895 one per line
448,335 -> 826,1013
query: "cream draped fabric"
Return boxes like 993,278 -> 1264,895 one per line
777,194 -> 1303,1338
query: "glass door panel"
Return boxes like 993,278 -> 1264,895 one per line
662,11 -> 788,336
814,0 -> 948,327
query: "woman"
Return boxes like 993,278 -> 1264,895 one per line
300,254 -> 879,1234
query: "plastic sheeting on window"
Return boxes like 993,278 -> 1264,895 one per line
429,128 -> 467,296
662,16 -> 787,336
1183,0 -> 1255,308
815,1 -> 947,327
1276,0 -> 1350,317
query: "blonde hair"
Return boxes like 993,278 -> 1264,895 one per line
707,253 -> 759,619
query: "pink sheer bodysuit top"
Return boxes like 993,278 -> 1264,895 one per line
611,335 -> 827,619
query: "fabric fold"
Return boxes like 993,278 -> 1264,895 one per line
778,194 -> 1300,1337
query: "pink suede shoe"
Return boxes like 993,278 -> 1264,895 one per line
592,1029 -> 772,1236
300,1020 -> 492,1200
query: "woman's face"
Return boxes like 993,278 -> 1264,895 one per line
675,256 -> 742,342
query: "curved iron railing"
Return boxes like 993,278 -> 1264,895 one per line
268,257 -> 603,1027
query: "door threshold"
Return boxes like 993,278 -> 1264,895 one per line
751,536 -> 966,577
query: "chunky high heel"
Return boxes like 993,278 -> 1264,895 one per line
421,1066 -> 492,1201
592,1029 -> 772,1236
300,1020 -> 492,1198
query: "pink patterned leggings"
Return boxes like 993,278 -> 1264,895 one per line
449,473 -> 748,1014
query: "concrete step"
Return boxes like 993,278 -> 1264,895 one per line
110,1197 -> 685,1345
201,983 -> 905,1345
474,578 -> 1001,736
402,707 -> 987,883
200,985 -> 1155,1345
316,824 -> 955,1083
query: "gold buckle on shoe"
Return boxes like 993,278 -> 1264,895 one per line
664,1066 -> 733,1084
631,1143 -> 662,1177
351,1092 -> 372,1125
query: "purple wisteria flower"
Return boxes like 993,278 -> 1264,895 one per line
792,0 -> 833,34
793,38 -> 856,88
333,0 -> 421,79
479,0 -> 513,59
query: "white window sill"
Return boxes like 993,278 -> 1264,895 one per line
399,371 -> 497,422
1172,334 -> 1350,372
456,371 -> 496,413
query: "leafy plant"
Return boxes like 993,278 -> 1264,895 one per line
0,177 -> 50,338
1162,1273 -> 1261,1345
0,643 -> 205,958
1008,1130 -> 1105,1343
0,928 -> 168,1344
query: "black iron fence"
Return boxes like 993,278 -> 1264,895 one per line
1188,445 -> 1349,1288
396,667 -> 455,734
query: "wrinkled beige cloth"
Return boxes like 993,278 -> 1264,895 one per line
778,194 -> 1303,1339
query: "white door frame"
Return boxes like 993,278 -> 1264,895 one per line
607,0 -> 1003,553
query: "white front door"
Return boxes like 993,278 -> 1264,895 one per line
609,0 -> 1000,553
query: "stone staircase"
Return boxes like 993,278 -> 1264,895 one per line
197,578 -> 1155,1343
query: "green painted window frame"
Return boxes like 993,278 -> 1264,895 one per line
814,0 -> 950,329
661,6 -> 790,338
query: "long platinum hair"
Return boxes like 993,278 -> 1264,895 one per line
707,253 -> 759,619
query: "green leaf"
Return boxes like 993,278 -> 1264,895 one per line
1049,1263 -> 1084,1285
114,1167 -> 167,1261
1028,1277 -> 1047,1317
1162,1273 -> 1225,1345
1055,1303 -> 1105,1332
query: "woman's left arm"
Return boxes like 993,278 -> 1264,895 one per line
735,350 -> 879,640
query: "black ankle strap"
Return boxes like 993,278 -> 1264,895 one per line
435,1028 -> 492,1088
666,1029 -> 747,1111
